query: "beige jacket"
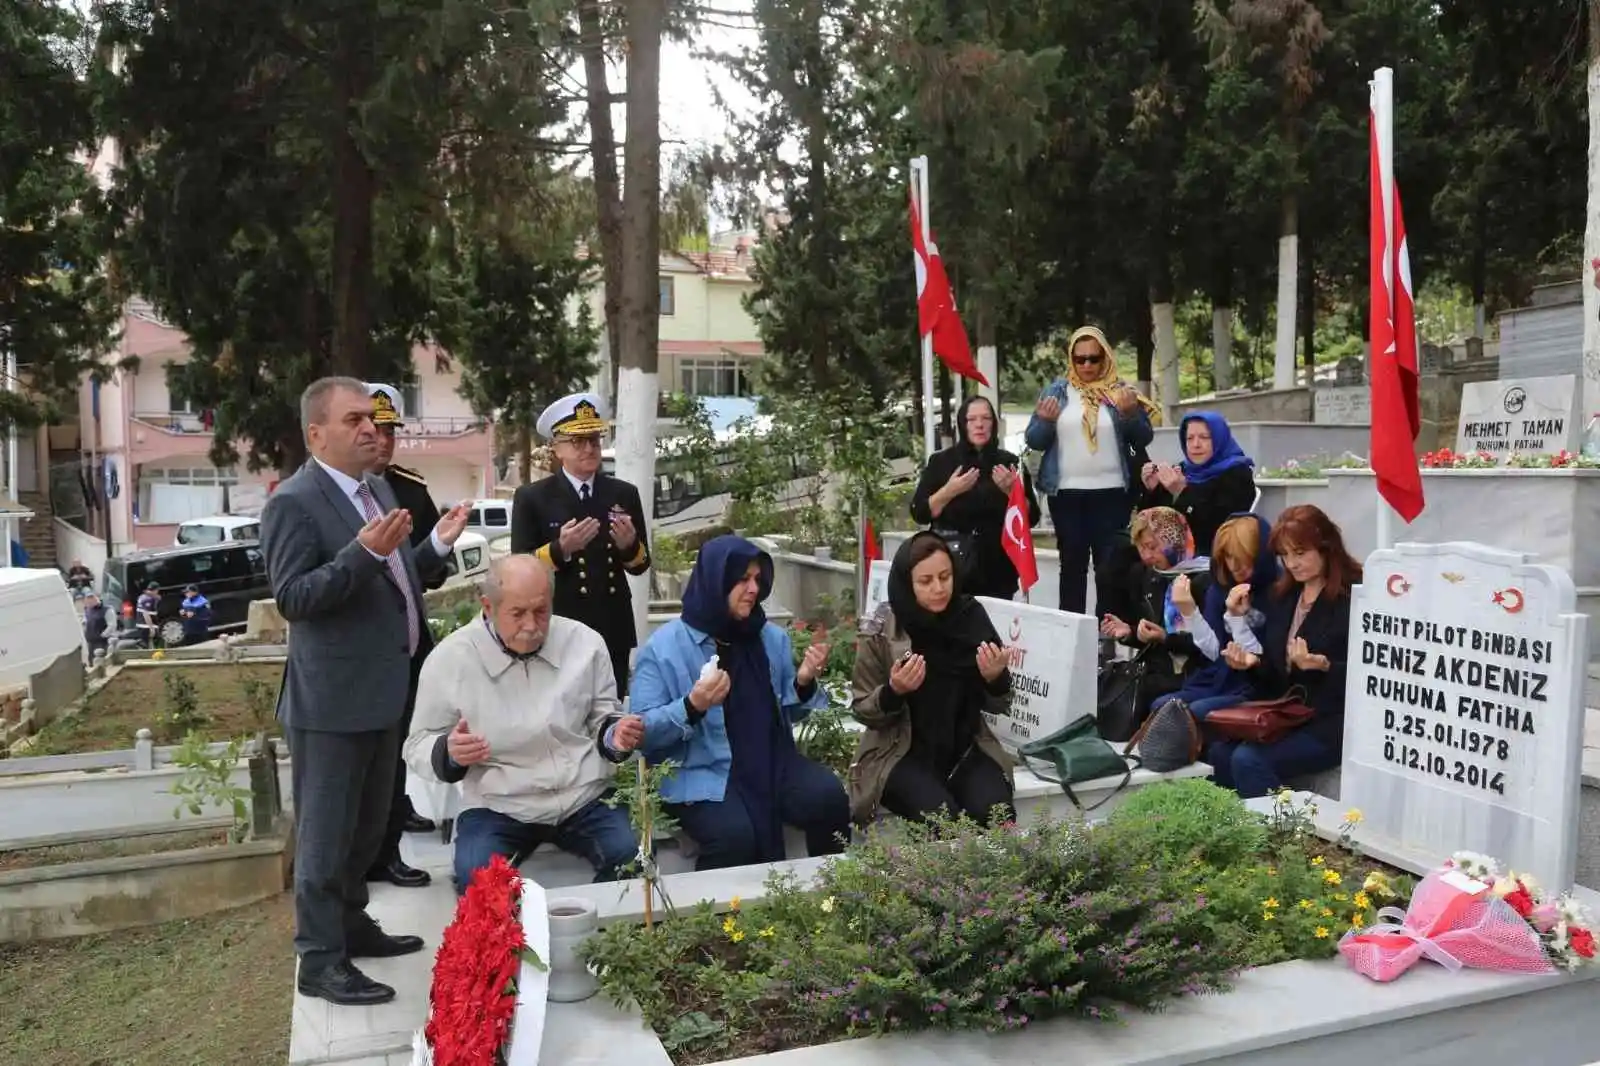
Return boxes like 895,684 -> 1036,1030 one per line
847,605 -> 1013,824
404,614 -> 624,826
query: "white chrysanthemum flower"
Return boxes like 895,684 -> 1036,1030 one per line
1450,851 -> 1499,880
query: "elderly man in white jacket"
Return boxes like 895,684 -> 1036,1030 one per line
404,554 -> 644,893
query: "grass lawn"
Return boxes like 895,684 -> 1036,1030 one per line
0,826 -> 233,872
0,892 -> 293,1066
24,663 -> 284,756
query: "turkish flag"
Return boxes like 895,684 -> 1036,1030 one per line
1001,475 -> 1037,593
863,518 -> 882,565
910,190 -> 988,386
1369,99 -> 1424,522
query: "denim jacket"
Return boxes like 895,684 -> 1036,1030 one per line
1023,378 -> 1154,495
633,618 -> 825,804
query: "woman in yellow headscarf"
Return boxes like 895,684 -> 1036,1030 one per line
1022,326 -> 1161,614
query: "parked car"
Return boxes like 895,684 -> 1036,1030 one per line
460,498 -> 512,543
441,531 -> 489,587
103,541 -> 271,646
175,514 -> 261,547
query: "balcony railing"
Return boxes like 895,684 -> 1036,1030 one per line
130,412 -> 486,437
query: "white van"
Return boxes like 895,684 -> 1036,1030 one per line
175,515 -> 261,547
461,499 -> 512,543
0,569 -> 85,689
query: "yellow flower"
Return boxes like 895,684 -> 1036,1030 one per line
722,916 -> 736,934
1332,892 -> 1348,902
1351,911 -> 1368,928
151,649 -> 166,661
1363,872 -> 1392,896
1322,870 -> 1342,886
759,926 -> 776,939
1261,911 -> 1275,922
1311,856 -> 1325,867
1262,897 -> 1280,910
1353,892 -> 1371,910
820,896 -> 836,914
1314,927 -> 1330,939
1267,867 -> 1278,876
1321,908 -> 1334,918
730,930 -> 745,943
1343,808 -> 1364,825
729,895 -> 742,911
1298,899 -> 1314,911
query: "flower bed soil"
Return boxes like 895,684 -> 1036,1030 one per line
22,663 -> 284,756
0,826 -> 233,872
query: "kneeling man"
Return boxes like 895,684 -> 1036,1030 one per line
405,555 -> 642,891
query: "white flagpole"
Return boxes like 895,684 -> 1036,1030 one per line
912,155 -> 937,459
1371,67 -> 1399,553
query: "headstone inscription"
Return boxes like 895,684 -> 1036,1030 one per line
1342,541 -> 1588,890
976,596 -> 1096,750
1455,374 -> 1579,458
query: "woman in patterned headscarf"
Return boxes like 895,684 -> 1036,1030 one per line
1098,506 -> 1210,706
1023,326 -> 1162,614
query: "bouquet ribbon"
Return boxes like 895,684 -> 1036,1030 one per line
1346,903 -> 1468,973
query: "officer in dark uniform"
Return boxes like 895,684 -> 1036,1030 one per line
364,382 -> 440,888
510,392 -> 651,697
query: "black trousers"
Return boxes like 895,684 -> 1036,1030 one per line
881,749 -> 1015,826
370,652 -> 425,868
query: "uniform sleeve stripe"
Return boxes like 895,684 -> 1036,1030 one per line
536,544 -> 555,567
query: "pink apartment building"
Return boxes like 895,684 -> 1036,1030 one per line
58,300 -> 496,568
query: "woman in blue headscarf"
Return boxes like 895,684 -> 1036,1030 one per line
633,535 -> 850,870
1138,411 -> 1257,555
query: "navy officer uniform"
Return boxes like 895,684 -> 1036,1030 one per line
509,393 -> 651,697
363,383 -> 440,889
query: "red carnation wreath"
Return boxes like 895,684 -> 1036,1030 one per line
417,855 -> 545,1066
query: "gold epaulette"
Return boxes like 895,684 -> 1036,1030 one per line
389,464 -> 427,485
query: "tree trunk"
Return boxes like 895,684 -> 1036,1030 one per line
1300,217 -> 1315,373
973,299 -> 999,413
614,0 -> 664,645
1471,200 -> 1488,339
579,0 -> 624,408
517,421 -> 532,484
937,362 -> 952,446
1272,189 -> 1298,390
330,28 -> 375,378
1132,291 -> 1154,396
801,0 -> 832,387
1210,251 -> 1234,391
1148,236 -> 1179,419
277,438 -> 307,481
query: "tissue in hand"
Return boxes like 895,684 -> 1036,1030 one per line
699,655 -> 721,682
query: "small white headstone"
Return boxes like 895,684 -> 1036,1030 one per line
1455,374 -> 1578,458
976,597 -> 1096,750
861,560 -> 892,618
1343,541 -> 1588,890
1313,386 -> 1371,425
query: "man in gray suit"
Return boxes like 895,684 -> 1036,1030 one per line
263,376 -> 469,1007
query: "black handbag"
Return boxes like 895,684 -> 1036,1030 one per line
930,526 -> 978,581
1096,652 -> 1148,743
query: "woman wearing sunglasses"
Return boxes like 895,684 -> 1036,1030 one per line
1023,325 -> 1161,614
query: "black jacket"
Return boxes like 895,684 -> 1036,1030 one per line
1250,585 -> 1352,749
509,471 -> 651,652
910,444 -> 1041,600
383,464 -> 446,591
1098,543 -> 1212,683
1140,463 -> 1257,556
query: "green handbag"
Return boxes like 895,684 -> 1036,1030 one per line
1016,714 -> 1135,811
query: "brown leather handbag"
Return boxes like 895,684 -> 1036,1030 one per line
1203,688 -> 1314,745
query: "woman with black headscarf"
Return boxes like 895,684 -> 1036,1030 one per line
848,531 -> 1015,826
633,535 -> 851,870
910,395 -> 1041,601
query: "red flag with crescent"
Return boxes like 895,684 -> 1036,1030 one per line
910,189 -> 987,385
1001,474 -> 1037,593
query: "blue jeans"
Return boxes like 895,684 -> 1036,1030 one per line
667,756 -> 850,871
452,795 -> 636,894
1151,693 -> 1241,720
1048,488 -> 1131,614
1207,732 -> 1340,800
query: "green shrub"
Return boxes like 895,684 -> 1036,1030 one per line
1106,778 -> 1268,868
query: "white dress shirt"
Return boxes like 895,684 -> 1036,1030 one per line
314,457 -> 449,560
563,469 -> 596,499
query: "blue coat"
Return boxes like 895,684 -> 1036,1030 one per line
1177,513 -> 1279,703
633,618 -> 825,804
1023,378 -> 1153,494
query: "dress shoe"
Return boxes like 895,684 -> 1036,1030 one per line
297,962 -> 396,1006
404,812 -> 437,834
367,858 -> 431,888
349,931 -> 426,958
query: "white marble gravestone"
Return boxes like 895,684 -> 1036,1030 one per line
976,596 -> 1097,750
1343,541 -> 1588,890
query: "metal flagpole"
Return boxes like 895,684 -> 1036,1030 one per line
1372,66 -> 1398,552
912,155 -> 937,460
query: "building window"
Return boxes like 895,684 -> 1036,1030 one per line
136,465 -> 240,525
678,358 -> 750,398
400,383 -> 421,419
659,277 -> 676,316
